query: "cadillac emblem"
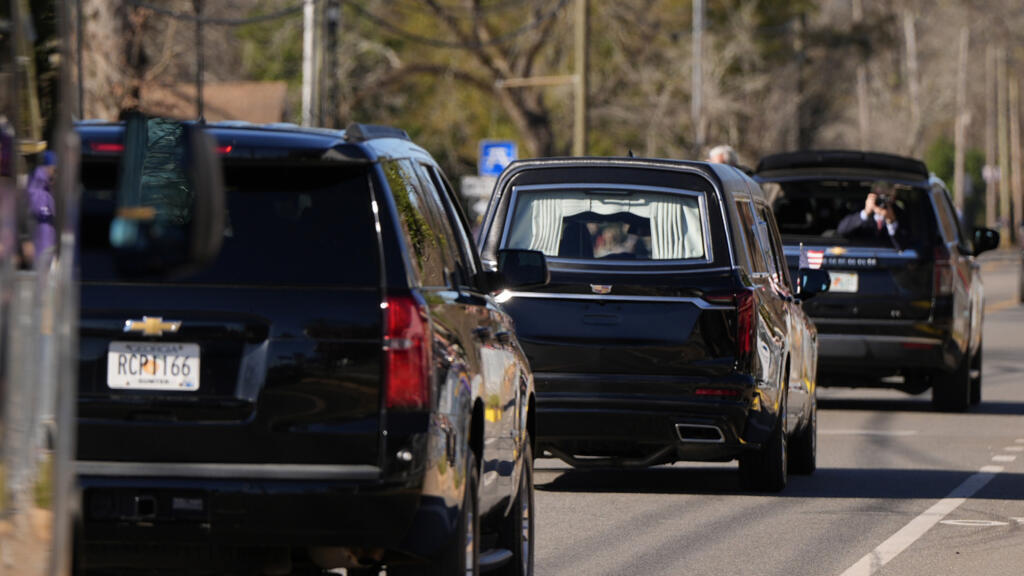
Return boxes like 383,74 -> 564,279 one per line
590,284 -> 612,295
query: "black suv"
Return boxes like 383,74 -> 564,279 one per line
755,150 -> 999,411
477,157 -> 828,491
75,122 -> 545,575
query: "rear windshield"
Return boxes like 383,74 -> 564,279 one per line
503,187 -> 707,261
80,160 -> 380,286
764,180 -> 935,250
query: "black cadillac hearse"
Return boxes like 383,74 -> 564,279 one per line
476,157 -> 829,492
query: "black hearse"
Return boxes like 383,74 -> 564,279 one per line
477,157 -> 828,492
75,120 -> 544,575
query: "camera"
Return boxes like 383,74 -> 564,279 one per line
875,194 -> 891,209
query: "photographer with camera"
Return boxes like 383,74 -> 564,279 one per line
837,182 -> 909,249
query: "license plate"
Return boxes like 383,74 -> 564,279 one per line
829,271 -> 859,293
107,342 -> 200,391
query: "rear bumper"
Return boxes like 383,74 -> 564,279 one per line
77,467 -> 455,571
816,331 -> 961,382
533,372 -> 775,465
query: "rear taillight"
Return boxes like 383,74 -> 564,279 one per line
933,246 -> 953,296
705,289 -> 756,360
383,295 -> 431,410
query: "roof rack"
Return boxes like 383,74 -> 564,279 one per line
756,150 -> 929,179
344,123 -> 410,143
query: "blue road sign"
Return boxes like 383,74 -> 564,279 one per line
479,140 -> 518,177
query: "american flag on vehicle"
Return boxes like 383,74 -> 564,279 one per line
799,244 -> 824,270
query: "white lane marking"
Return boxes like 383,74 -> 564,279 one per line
1004,446 -> 1024,452
820,429 -> 918,437
992,455 -> 1017,463
1013,518 -> 1024,525
838,467 -> 1002,576
939,519 -> 1009,527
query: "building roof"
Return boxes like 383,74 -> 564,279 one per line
139,81 -> 289,124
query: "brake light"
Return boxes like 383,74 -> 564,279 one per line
88,142 -> 124,153
695,388 -> 741,397
933,247 -> 953,296
383,295 -> 431,410
705,290 -> 756,360
216,145 -> 233,155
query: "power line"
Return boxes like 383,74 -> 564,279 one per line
348,0 -> 570,49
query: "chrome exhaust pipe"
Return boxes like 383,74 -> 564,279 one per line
675,423 -> 725,444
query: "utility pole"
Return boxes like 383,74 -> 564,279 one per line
573,0 -> 588,156
953,26 -> 969,212
1011,72 -> 1022,243
692,0 -> 704,157
853,0 -> 869,150
301,0 -> 315,127
193,0 -> 204,119
985,45 -> 998,229
998,47 -> 1011,244
903,9 -> 921,156
323,0 -> 340,128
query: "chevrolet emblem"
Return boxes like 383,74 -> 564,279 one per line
590,284 -> 612,295
123,316 -> 182,337
827,246 -> 847,256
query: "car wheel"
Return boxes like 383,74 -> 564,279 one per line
932,357 -> 971,412
497,437 -> 534,576
788,394 -> 816,475
969,340 -> 983,406
739,396 -> 788,492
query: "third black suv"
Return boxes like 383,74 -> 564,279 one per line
755,150 -> 999,411
75,121 -> 545,575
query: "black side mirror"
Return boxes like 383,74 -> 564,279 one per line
972,227 -> 1000,256
110,113 -> 225,278
496,249 -> 550,291
796,268 -> 830,300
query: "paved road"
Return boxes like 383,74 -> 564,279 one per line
534,251 -> 1024,576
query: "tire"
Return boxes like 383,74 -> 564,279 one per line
969,340 -> 983,406
739,396 -> 788,492
497,437 -> 534,576
932,357 -> 971,412
788,394 -> 816,475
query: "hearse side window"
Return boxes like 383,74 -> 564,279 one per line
759,205 -> 793,292
735,200 -> 768,274
383,159 -> 453,288
504,187 -> 706,261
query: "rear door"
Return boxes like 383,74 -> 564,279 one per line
78,158 -> 385,468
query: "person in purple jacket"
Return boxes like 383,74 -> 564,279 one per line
24,150 -> 57,269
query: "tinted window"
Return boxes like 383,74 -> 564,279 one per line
423,164 -> 481,285
759,205 -> 793,291
383,159 -> 452,287
80,161 -> 380,286
932,187 -> 960,245
766,180 -> 934,249
504,187 -> 706,261
735,200 -> 767,274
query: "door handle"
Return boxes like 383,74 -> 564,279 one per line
494,331 -> 512,344
473,326 -> 493,341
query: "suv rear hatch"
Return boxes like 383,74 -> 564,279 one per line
78,158 -> 385,467
761,178 -> 938,324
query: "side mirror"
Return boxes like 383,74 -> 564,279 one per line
496,249 -> 550,291
972,227 -> 1000,256
110,113 -> 225,278
796,268 -> 830,300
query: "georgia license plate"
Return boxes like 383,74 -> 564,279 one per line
829,271 -> 859,293
107,341 -> 200,391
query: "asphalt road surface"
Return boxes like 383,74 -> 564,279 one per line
534,251 -> 1024,576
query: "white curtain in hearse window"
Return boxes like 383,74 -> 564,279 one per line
505,189 -> 705,260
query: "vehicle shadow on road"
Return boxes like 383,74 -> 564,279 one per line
819,397 -> 1024,415
535,466 -> 1024,499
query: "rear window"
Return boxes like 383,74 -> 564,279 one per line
503,186 -> 707,261
80,160 -> 380,286
764,179 -> 935,250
